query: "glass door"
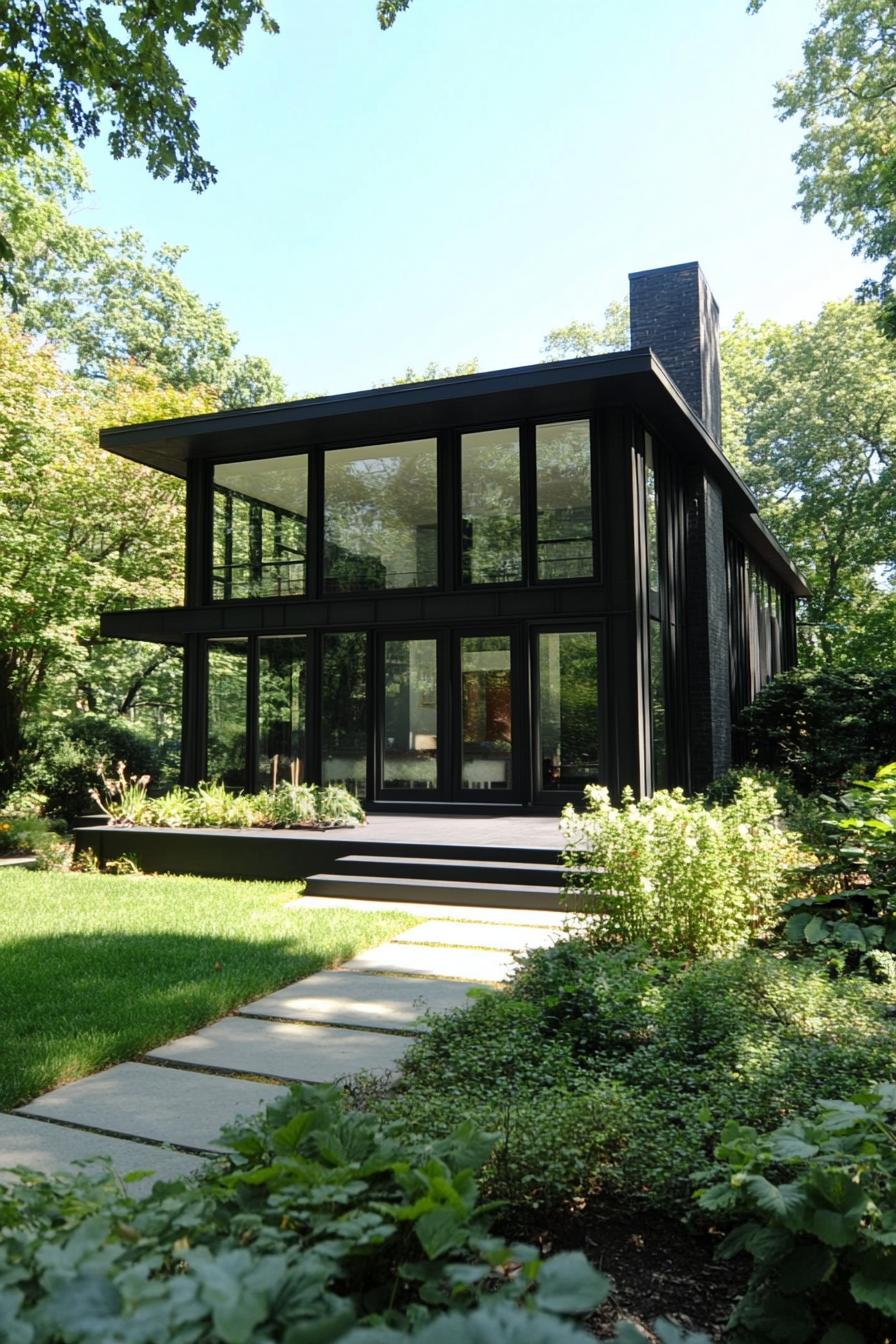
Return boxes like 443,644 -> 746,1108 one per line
378,636 -> 441,796
533,627 -> 603,799
457,633 -> 518,798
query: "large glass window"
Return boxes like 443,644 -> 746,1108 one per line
324,439 -> 437,592
321,632 -> 368,797
535,421 -> 593,580
537,630 -> 600,791
213,455 -> 307,600
383,639 -> 438,791
461,635 -> 513,790
206,639 -> 248,788
461,428 -> 522,584
257,636 -> 306,791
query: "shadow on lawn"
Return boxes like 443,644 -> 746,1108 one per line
0,928 -> 371,1110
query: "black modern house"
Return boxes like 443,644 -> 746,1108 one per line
99,262 -> 807,812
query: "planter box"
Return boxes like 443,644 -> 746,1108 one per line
73,824 -> 363,882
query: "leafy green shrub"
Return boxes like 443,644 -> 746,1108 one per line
782,764 -> 896,978
379,941 -> 896,1213
10,713 -> 174,822
697,1084 -> 896,1343
736,666 -> 896,794
92,775 -> 367,831
0,813 -> 66,867
562,778 -> 795,957
0,1081 -> 668,1342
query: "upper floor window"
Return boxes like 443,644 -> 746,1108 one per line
213,455 -> 307,600
461,427 -> 522,584
324,438 -> 438,592
535,420 -> 593,580
644,433 -> 661,604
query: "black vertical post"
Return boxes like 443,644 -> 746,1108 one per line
181,634 -> 205,786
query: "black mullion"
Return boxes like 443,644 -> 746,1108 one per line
246,635 -> 260,793
439,430 -> 457,592
306,630 -> 322,787
365,630 -> 376,803
590,414 -> 602,585
521,422 -> 537,587
307,448 -> 324,600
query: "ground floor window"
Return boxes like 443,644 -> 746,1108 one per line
536,629 -> 600,791
201,622 -> 605,805
321,632 -> 368,798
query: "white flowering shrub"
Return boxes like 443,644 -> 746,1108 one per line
561,778 -> 797,957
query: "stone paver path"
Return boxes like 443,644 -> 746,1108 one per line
1,899 -> 565,1187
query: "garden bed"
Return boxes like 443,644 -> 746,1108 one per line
73,822 -> 372,880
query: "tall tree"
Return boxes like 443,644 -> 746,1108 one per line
721,298 -> 896,666
0,150 -> 286,401
0,2 -> 278,190
0,311 -> 214,788
751,0 -> 896,328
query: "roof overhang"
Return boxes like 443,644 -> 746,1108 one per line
100,348 -> 808,597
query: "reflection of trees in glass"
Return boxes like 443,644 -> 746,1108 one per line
538,631 -> 600,789
206,639 -> 247,787
461,636 -> 512,789
536,421 -> 593,580
645,436 -> 661,598
383,639 -> 438,789
321,632 -> 368,797
650,621 -> 667,790
324,440 -> 437,592
461,430 -> 522,584
258,636 -> 306,789
212,456 -> 307,599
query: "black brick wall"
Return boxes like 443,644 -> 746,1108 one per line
629,262 -> 722,446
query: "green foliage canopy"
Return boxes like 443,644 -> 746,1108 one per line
721,299 -> 896,665
751,0 -> 896,327
0,1 -> 279,190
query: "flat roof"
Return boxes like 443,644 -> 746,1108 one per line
99,347 -> 808,596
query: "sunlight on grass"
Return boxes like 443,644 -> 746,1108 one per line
0,870 -> 419,1109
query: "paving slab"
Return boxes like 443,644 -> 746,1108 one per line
147,1016 -> 410,1081
290,895 -> 566,926
239,968 -> 480,1029
343,941 -> 516,982
17,1063 -> 286,1153
0,1114 -> 201,1192
395,919 -> 560,951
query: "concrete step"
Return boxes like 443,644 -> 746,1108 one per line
395,920 -> 559,952
331,854 -> 566,887
343,941 -> 515,982
17,1063 -> 286,1155
237,968 -> 479,1030
0,1113 -> 201,1191
289,894 -> 566,926
303,873 -> 561,911
146,1017 -> 410,1083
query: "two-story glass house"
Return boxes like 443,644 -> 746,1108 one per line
99,263 -> 807,810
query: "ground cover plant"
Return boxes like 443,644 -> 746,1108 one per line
782,762 -> 896,981
94,768 -> 366,831
698,1084 -> 896,1343
0,1082 -> 706,1343
0,869 -> 417,1109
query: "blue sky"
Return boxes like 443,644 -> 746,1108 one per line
80,0 -> 867,397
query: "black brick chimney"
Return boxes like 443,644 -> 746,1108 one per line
629,262 -> 722,445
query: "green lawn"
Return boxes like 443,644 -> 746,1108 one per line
0,869 -> 419,1109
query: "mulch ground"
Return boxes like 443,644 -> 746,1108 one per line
500,1203 -> 749,1341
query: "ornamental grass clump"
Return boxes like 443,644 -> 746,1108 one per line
562,777 -> 796,957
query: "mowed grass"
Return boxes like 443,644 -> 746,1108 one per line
0,870 -> 420,1109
